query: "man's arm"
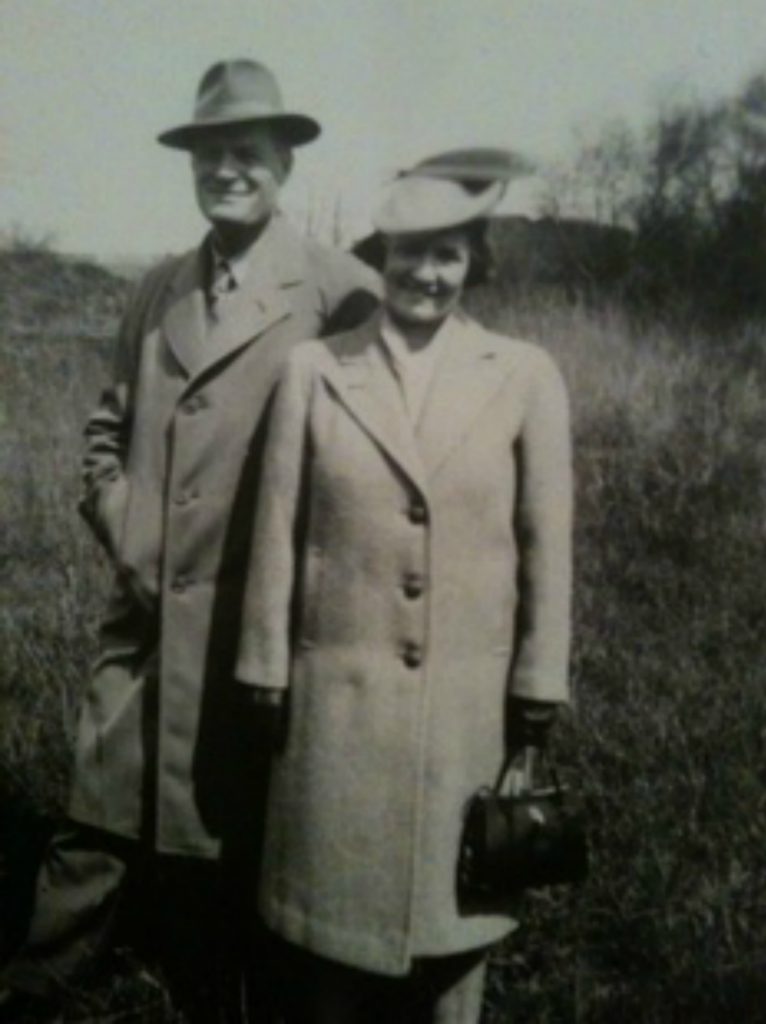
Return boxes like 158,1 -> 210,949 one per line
314,247 -> 381,336
78,263 -> 167,560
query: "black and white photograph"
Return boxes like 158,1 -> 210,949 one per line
1,2 -> 765,1021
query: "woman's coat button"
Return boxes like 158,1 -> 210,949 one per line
402,642 -> 423,668
402,573 -> 424,599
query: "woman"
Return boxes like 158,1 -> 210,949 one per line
235,149 -> 573,1023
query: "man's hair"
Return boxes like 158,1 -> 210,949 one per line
271,134 -> 295,179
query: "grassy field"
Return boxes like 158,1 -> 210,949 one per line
1,247 -> 765,1021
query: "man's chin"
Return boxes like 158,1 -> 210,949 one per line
206,208 -> 252,225
207,210 -> 271,232
201,199 -> 271,226
208,215 -> 273,253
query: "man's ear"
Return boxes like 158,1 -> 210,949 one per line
277,145 -> 294,185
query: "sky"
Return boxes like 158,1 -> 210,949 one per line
2,0 -> 766,259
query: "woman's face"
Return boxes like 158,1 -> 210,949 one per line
383,229 -> 471,327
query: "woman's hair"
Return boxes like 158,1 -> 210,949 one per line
462,219 -> 493,288
352,217 -> 495,289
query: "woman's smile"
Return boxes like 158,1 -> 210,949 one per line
383,229 -> 472,326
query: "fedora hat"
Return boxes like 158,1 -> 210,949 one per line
158,59 -> 320,150
372,147 -> 530,234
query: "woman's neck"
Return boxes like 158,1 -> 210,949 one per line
386,312 -> 449,353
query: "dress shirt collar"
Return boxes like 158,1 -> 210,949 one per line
210,240 -> 252,291
378,312 -> 453,422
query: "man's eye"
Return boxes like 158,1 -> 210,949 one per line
233,148 -> 261,163
195,146 -> 261,164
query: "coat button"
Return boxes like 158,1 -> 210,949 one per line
173,488 -> 198,506
408,501 -> 427,525
171,575 -> 190,593
181,394 -> 207,414
402,573 -> 424,599
402,642 -> 422,668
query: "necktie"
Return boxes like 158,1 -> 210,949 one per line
208,257 -> 236,317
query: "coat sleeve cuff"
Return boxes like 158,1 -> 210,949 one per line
234,682 -> 285,707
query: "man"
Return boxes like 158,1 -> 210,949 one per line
0,58 -> 378,1022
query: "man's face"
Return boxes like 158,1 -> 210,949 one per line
383,229 -> 471,327
191,123 -> 291,230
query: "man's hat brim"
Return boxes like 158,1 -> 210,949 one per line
158,111 -> 321,150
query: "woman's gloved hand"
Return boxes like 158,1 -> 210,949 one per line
231,682 -> 287,754
505,696 -> 559,753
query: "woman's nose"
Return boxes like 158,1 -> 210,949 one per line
412,258 -> 439,282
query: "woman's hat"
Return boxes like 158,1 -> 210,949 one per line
158,59 -> 321,150
410,147 -> 534,185
372,147 -> 532,234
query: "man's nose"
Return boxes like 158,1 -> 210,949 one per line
209,150 -> 240,175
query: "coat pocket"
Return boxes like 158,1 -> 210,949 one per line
94,473 -> 130,561
95,575 -> 156,669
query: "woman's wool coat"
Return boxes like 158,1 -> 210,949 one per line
235,311 -> 573,974
69,214 -> 378,858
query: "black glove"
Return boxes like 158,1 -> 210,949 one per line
231,682 -> 287,754
505,696 -> 559,754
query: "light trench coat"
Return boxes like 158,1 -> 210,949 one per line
70,214 -> 379,857
236,310 -> 573,975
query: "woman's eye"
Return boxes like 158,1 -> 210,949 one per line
435,247 -> 463,262
398,245 -> 426,260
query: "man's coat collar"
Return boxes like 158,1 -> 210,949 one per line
161,214 -> 304,379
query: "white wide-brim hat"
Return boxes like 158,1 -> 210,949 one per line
372,147 -> 533,234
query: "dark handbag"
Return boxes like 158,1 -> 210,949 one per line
457,748 -> 588,914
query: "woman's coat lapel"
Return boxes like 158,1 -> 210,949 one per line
322,317 -> 428,497
416,314 -> 519,479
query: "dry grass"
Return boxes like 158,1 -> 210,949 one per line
467,287 -> 766,1021
1,255 -> 765,1020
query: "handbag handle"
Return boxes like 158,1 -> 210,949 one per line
492,746 -> 564,797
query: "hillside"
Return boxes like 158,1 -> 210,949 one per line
0,244 -> 130,339
353,214 -> 634,302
